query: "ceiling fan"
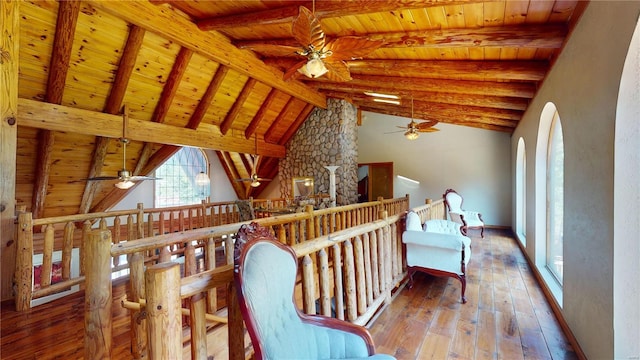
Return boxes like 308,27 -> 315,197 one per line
86,110 -> 160,189
385,98 -> 439,140
239,5 -> 383,81
235,136 -> 272,188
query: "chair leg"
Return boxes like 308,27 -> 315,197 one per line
480,226 -> 485,238
407,268 -> 415,289
460,274 -> 467,304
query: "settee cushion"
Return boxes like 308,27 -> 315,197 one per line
424,219 -> 463,235
405,211 -> 423,232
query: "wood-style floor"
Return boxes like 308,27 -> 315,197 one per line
369,229 -> 579,360
1,229 -> 579,359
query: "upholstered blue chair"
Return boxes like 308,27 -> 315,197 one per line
234,222 -> 396,360
443,188 -> 485,238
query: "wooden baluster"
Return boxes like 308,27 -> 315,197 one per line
371,230 -> 380,297
205,237 -> 218,313
190,293 -> 208,359
332,244 -> 344,320
382,212 -> 393,304
302,255 -> 315,314
187,209 -> 193,230
225,236 -> 234,265
363,232 -> 373,306
390,221 -> 398,279
354,236 -> 367,315
145,262 -> 181,359
84,230 -> 112,359
159,212 -> 165,234
127,214 -> 135,241
41,224 -> 55,288
159,246 -> 171,263
81,220 -> 91,275
318,249 -> 331,316
15,212 -> 34,311
113,217 -> 121,268
343,240 -> 357,321
129,251 -> 146,359
179,210 -> 185,231
277,225 -> 286,244
136,203 -> 144,239
289,223 -> 297,246
184,241 -> 196,326
147,213 -> 154,237
228,282 -> 244,360
62,222 -> 74,280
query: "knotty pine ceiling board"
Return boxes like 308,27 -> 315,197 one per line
204,69 -> 249,127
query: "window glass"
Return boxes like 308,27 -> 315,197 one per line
155,147 -> 209,207
546,112 -> 564,284
516,137 -> 526,245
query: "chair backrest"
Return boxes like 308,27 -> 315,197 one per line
443,188 -> 464,213
405,211 -> 423,231
234,222 -> 316,359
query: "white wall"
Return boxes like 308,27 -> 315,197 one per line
358,112 -> 512,226
511,3 -> 640,358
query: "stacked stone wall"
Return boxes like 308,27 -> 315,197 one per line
279,98 -> 358,205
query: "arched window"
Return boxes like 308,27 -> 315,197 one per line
515,137 -> 526,245
155,147 -> 210,207
546,110 -> 564,284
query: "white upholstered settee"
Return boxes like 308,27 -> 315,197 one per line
402,212 -> 472,303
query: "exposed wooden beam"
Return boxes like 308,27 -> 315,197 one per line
245,88 -> 278,140
318,74 -> 536,98
265,97 -> 295,143
1,0 -> 19,301
279,103 -> 315,146
18,99 -> 287,158
91,1 -> 326,108
238,24 -> 566,50
33,0 -> 80,219
151,47 -> 193,123
357,103 -> 516,131
197,0 -> 483,30
220,78 -> 257,135
265,58 -> 548,82
318,87 -> 529,111
80,25 -> 146,214
187,66 -> 229,129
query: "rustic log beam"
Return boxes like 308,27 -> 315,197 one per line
319,74 -> 535,98
197,0 -> 484,30
355,100 -> 518,127
91,1 -> 326,108
80,25 -> 146,214
1,0 -> 19,301
324,92 -> 523,121
245,88 -> 278,140
238,24 -> 566,50
265,58 -> 548,82
18,99 -> 286,157
187,65 -> 229,129
265,97 -> 295,143
318,87 -> 529,111
279,103 -> 315,146
358,105 -> 514,133
220,78 -> 257,135
33,0 -> 80,219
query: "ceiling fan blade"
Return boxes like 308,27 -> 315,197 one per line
292,6 -> 325,50
384,130 -> 406,134
417,127 -> 440,133
238,44 -> 302,57
86,176 -> 120,181
128,175 -> 161,181
325,36 -> 384,60
256,177 -> 272,181
322,59 -> 352,81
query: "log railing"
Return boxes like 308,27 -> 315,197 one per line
13,196 -> 410,311
86,206 -> 415,359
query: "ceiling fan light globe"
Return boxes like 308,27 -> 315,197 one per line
251,180 -> 261,187
298,57 -> 328,78
115,180 -> 135,189
404,130 -> 419,140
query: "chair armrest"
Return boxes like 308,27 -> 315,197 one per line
402,230 -> 469,251
301,314 -> 376,357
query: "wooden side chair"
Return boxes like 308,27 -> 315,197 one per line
233,222 -> 396,360
443,188 -> 485,238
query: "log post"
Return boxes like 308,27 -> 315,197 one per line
15,212 -> 33,311
228,281 -> 245,360
136,203 -> 144,238
145,262 -> 182,359
190,293 -> 208,360
205,236 -> 218,312
84,230 -> 113,359
301,255 -> 315,314
354,235 -> 367,314
332,244 -> 344,320
318,249 -> 331,316
129,251 -> 146,359
381,211 -> 393,305
343,240 -> 357,321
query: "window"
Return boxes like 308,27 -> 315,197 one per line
516,137 -> 526,245
155,147 -> 210,207
546,111 -> 564,284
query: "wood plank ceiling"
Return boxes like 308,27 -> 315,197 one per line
15,0 -> 585,218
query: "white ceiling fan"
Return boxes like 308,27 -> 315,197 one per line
86,109 -> 160,189
385,98 -> 439,140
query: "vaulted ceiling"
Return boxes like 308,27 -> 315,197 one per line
14,0 -> 586,218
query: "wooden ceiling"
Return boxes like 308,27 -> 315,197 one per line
15,0 -> 586,218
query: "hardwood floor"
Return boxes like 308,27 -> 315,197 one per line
369,229 -> 579,360
1,229 -> 578,359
